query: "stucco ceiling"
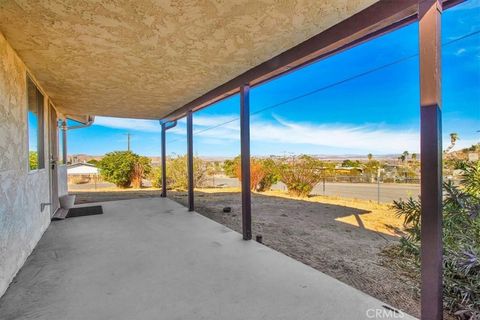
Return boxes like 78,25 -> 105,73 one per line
0,0 -> 377,119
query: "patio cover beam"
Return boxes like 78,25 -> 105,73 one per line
240,85 -> 252,241
187,111 -> 194,212
419,0 -> 443,319
160,121 -> 177,198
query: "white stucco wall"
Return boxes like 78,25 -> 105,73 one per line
0,32 -> 52,297
58,164 -> 68,197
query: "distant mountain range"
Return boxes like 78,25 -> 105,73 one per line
68,153 -> 408,163
68,143 -> 479,164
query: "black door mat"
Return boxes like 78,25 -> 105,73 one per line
66,206 -> 103,218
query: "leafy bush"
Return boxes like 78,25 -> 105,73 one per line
98,151 -> 151,188
223,157 -> 240,178
257,158 -> 279,192
388,161 -> 480,318
277,155 -> 323,197
235,158 -> 264,191
234,158 -> 279,192
342,159 -> 361,168
29,151 -> 38,170
131,156 -> 152,188
87,159 -> 99,165
151,155 -> 207,190
150,167 -> 163,188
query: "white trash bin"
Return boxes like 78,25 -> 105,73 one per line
59,195 -> 76,209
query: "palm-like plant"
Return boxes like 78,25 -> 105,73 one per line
390,160 -> 480,317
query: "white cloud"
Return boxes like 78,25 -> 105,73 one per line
455,48 -> 467,56
185,114 -> 421,154
94,114 -> 478,154
192,115 -> 239,127
94,116 -> 161,132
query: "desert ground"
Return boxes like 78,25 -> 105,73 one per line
71,185 -> 427,318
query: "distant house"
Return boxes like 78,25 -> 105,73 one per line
67,163 -> 99,184
67,162 -> 99,175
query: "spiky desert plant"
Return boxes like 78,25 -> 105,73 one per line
389,161 -> 480,317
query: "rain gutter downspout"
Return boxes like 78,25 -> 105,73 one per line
61,115 -> 95,164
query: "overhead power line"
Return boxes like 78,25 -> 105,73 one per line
166,29 -> 480,145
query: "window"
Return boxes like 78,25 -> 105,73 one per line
27,77 -> 44,170
58,120 -> 64,165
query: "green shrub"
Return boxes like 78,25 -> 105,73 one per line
150,167 -> 163,188
223,157 -> 240,178
151,155 -> 207,190
235,158 -> 265,191
233,157 -> 279,192
388,161 -> 480,317
98,151 -> 151,188
257,158 -> 279,192
277,155 -> 323,197
29,151 -> 38,170
87,159 -> 99,165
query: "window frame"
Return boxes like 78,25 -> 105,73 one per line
26,75 -> 45,172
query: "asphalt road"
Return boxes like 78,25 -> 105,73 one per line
69,176 -> 420,204
210,176 -> 420,203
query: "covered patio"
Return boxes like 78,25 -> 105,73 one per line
0,197 -> 413,320
0,0 -> 464,319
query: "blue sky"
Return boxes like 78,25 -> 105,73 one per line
67,0 -> 479,158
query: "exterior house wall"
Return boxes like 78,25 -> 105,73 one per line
58,164 -> 68,197
0,32 -> 52,297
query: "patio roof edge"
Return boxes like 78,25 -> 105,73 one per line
164,0 -> 464,121
163,0 -> 420,121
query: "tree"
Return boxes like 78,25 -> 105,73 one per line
150,167 -> 163,188
131,156 -> 152,188
235,159 -> 265,191
367,153 -> 373,161
257,158 -> 279,192
277,155 -> 323,197
87,159 -> 99,166
363,159 -> 381,182
342,159 -> 361,168
411,153 -> 417,161
98,151 -> 150,188
399,150 -> 410,163
150,155 -> 207,190
223,157 -> 240,178
234,157 -> 280,192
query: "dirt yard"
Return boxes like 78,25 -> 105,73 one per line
71,187 -> 423,318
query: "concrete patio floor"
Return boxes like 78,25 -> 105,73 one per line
0,197 -> 414,320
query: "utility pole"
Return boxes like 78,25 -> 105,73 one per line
124,132 -> 132,151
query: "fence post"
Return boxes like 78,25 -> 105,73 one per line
323,176 -> 326,196
377,168 -> 381,204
